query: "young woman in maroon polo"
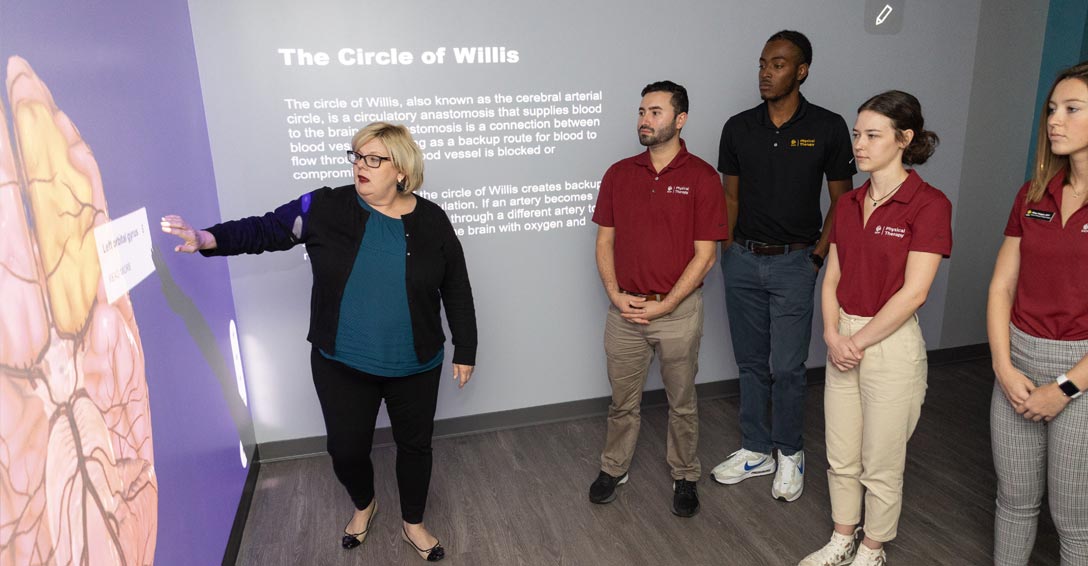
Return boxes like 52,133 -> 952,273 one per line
799,91 -> 950,566
829,169 -> 950,316
988,62 -> 1088,566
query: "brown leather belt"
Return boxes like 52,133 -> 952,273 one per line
620,289 -> 666,302
737,239 -> 810,256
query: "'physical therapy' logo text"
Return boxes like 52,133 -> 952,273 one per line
874,224 -> 906,239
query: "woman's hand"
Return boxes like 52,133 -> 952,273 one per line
994,363 -> 1035,408
1017,382 -> 1070,422
825,332 -> 863,372
453,364 -> 474,389
160,214 -> 215,253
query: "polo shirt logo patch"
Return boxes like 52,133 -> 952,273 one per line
1025,209 -> 1055,222
1082,223 -> 1088,233
666,185 -> 690,195
790,138 -> 816,148
875,225 -> 906,239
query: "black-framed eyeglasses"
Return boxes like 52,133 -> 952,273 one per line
346,151 -> 391,168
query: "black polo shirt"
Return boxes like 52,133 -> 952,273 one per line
718,95 -> 855,244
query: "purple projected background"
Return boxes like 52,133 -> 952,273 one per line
0,0 -> 252,564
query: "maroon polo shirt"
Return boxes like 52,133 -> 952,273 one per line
592,139 -> 729,294
830,170 -> 952,317
1005,170 -> 1088,340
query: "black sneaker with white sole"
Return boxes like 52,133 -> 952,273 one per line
588,471 -> 628,504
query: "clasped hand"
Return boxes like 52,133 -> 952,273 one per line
825,332 -> 863,372
612,293 -> 672,325
996,365 -> 1068,422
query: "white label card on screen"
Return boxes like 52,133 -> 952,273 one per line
94,207 -> 155,304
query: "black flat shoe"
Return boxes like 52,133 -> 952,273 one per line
341,500 -> 377,550
401,525 -> 445,562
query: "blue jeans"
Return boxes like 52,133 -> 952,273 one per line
722,242 -> 817,456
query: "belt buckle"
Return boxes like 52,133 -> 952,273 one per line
745,239 -> 773,253
621,289 -> 663,301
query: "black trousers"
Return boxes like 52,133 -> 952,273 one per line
311,348 -> 442,524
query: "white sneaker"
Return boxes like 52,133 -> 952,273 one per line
711,449 -> 775,485
797,530 -> 858,566
772,450 -> 804,502
852,543 -> 886,566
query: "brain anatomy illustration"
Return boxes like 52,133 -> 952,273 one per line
0,57 -> 157,565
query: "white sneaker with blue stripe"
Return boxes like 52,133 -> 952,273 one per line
711,448 -> 775,485
772,450 -> 805,502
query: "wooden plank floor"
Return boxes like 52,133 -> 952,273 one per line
235,358 -> 1059,565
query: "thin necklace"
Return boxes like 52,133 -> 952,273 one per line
1067,182 -> 1085,198
868,179 -> 906,207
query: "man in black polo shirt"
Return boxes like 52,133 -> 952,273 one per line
711,30 -> 854,503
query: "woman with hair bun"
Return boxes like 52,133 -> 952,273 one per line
988,61 -> 1088,565
798,91 -> 952,566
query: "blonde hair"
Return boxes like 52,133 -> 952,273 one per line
351,122 -> 424,193
1028,61 -> 1088,202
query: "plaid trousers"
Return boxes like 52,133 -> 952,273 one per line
991,324 -> 1088,566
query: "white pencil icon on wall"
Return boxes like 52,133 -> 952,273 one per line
876,4 -> 893,25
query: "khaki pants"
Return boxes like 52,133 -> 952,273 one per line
824,310 -> 928,542
600,289 -> 703,481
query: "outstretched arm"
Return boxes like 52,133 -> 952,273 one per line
161,214 -> 217,253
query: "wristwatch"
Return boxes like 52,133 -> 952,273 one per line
809,253 -> 824,269
1057,374 -> 1083,399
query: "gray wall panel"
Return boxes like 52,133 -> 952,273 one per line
939,1 -> 1050,348
185,1 -> 1016,444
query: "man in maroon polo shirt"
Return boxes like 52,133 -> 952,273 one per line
587,80 -> 729,518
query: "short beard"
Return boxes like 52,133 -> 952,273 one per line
638,121 -> 678,147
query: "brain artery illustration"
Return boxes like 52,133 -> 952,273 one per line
0,56 -> 157,566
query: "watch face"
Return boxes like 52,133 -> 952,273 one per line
1059,378 -> 1081,398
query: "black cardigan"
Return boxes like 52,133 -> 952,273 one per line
202,185 -> 477,365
